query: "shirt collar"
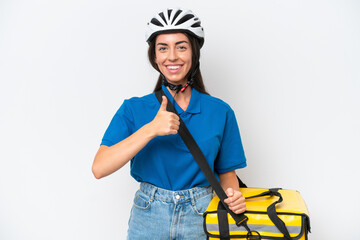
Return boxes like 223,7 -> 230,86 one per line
161,85 -> 201,114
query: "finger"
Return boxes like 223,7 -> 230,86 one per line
169,129 -> 178,135
159,96 -> 168,111
171,124 -> 180,131
170,118 -> 180,131
226,188 -> 234,197
231,204 -> 246,214
172,118 -> 180,127
168,112 -> 180,122
224,188 -> 235,204
230,201 -> 246,211
230,191 -> 244,202
227,193 -> 246,209
227,195 -> 245,207
229,200 -> 246,213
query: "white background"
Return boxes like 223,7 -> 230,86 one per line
1,0 -> 359,239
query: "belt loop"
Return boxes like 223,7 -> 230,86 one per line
150,185 -> 157,202
189,189 -> 196,206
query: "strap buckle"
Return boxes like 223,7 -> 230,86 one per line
246,231 -> 261,240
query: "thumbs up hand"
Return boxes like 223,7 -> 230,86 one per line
149,96 -> 180,136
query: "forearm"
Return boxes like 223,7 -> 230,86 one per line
92,123 -> 156,179
219,170 -> 239,191
219,170 -> 246,214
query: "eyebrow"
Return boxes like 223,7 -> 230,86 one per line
156,40 -> 189,46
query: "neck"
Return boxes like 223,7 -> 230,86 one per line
162,78 -> 187,93
169,87 -> 191,112
167,86 -> 192,103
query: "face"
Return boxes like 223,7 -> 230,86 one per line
155,33 -> 192,86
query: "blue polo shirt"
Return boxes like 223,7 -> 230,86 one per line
101,85 -> 246,190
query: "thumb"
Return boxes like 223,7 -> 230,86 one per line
226,188 -> 234,197
159,95 -> 168,111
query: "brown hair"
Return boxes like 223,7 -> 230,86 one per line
148,32 -> 209,95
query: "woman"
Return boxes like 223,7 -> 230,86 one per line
92,8 -> 247,239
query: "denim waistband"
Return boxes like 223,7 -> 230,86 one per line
139,182 -> 213,204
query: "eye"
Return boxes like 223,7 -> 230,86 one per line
177,45 -> 187,50
158,46 -> 167,52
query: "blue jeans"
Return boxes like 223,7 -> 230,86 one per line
127,182 -> 213,240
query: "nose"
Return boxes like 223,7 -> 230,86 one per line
168,47 -> 178,61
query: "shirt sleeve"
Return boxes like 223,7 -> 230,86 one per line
101,100 -> 134,147
214,108 -> 247,173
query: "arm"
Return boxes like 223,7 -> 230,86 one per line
92,124 -> 156,179
92,96 -> 179,179
219,170 -> 246,214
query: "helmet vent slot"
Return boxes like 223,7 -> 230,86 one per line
191,22 -> 201,28
167,9 -> 173,19
150,18 -> 164,27
175,14 -> 195,26
159,12 -> 167,24
171,10 -> 183,24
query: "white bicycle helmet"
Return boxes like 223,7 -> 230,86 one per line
146,8 -> 204,47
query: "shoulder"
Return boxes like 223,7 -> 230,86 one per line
125,92 -> 156,104
122,92 -> 157,108
114,92 -> 157,116
199,92 -> 233,112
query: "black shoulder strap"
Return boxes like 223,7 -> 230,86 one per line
155,90 -> 294,239
155,90 -> 248,226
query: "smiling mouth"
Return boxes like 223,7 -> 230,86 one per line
167,66 -> 180,70
166,64 -> 182,70
166,65 -> 182,70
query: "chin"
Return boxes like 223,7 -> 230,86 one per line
163,74 -> 183,82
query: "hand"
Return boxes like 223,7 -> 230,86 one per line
150,96 -> 180,136
224,188 -> 246,214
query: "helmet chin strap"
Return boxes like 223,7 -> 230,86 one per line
161,63 -> 199,94
161,74 -> 183,93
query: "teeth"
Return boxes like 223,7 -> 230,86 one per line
167,65 -> 180,70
